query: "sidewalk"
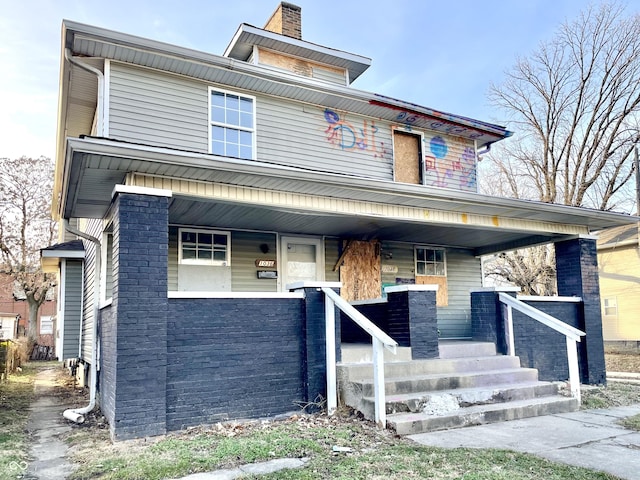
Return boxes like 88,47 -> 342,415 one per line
25,367 -> 76,480
409,404 -> 640,480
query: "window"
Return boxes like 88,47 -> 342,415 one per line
603,297 -> 618,317
179,228 -> 230,266
415,247 -> 446,276
209,88 -> 255,159
100,231 -> 113,305
40,315 -> 53,335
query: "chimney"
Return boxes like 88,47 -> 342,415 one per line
264,2 -> 302,40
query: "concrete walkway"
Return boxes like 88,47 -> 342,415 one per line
409,404 -> 640,480
25,368 -> 76,480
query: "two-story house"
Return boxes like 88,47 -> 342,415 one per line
45,3 -> 636,440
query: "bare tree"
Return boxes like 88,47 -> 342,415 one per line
482,2 -> 640,292
0,156 -> 57,342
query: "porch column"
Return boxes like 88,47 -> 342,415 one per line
111,186 -> 171,439
386,285 -> 439,359
555,236 -> 606,385
289,282 -> 341,409
471,287 -> 519,354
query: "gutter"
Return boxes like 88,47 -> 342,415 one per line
64,48 -> 104,135
62,219 -> 101,424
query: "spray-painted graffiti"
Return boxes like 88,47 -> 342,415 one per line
424,136 -> 477,191
323,109 -> 388,159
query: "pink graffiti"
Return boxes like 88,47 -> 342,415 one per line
424,145 -> 477,191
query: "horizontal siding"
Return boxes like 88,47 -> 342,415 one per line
311,66 -> 346,85
256,97 -> 393,179
107,63 -> 478,191
598,246 -> 640,341
231,231 -> 277,292
81,219 -> 104,363
62,260 -> 83,360
324,237 -> 341,282
108,63 -> 208,151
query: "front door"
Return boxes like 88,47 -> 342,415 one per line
280,236 -> 324,290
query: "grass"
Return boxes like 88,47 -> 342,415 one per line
67,413 -> 623,480
619,413 -> 640,431
580,382 -> 640,410
0,363 -> 37,480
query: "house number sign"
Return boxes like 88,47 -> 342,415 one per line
255,259 -> 277,268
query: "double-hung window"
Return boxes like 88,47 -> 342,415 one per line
415,247 -> 446,276
179,228 -> 231,266
209,88 -> 255,160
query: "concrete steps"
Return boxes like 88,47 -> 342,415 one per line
338,341 -> 578,435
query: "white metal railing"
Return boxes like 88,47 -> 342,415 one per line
498,293 -> 586,402
321,287 -> 398,427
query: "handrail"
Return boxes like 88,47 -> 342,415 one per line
322,288 -> 398,353
321,287 -> 398,428
498,293 -> 585,341
497,292 -> 586,402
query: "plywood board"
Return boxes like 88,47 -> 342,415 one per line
340,240 -> 381,301
416,275 -> 448,306
394,131 -> 421,184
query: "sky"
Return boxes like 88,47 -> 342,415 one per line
0,0 -> 630,160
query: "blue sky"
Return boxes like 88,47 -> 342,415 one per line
0,0 -> 622,159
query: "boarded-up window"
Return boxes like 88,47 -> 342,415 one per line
415,246 -> 448,306
393,131 -> 422,184
339,240 -> 381,302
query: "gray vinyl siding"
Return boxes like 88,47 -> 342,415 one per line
324,237 -> 340,282
62,260 -> 83,360
379,242 -> 480,339
231,231 -> 277,292
256,96 -> 393,179
80,219 -> 104,363
107,63 -> 394,180
311,66 -> 346,85
168,227 -> 278,292
108,63 -> 209,151
438,248 -> 482,339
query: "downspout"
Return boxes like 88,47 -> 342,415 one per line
476,143 -> 491,158
64,48 -> 104,135
62,219 -> 101,424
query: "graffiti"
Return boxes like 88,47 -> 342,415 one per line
424,139 -> 477,191
323,108 -> 388,159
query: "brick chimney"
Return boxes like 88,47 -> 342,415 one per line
264,2 -> 302,40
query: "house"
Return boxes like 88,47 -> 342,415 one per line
46,3 -> 636,440
0,272 -> 56,346
596,223 -> 640,351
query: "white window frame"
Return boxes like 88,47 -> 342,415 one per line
603,297 -> 618,317
40,315 -> 53,335
100,231 -> 113,306
179,228 -> 231,266
208,87 -> 256,160
414,246 -> 447,277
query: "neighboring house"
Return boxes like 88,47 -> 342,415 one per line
46,3 -> 636,440
0,272 -> 57,345
596,223 -> 640,350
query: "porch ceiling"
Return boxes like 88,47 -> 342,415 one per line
60,137 -> 638,256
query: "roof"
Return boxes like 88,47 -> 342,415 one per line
224,23 -> 372,83
40,240 -> 85,273
597,223 -> 639,249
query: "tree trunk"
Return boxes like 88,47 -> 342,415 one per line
26,295 -> 41,344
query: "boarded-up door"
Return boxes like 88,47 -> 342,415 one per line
394,131 -> 422,184
339,240 -> 381,301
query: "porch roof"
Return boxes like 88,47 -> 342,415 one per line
61,137 -> 636,256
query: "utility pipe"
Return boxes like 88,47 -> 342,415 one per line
62,219 -> 101,424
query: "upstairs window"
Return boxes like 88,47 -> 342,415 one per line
603,297 -> 618,317
209,88 -> 255,160
179,228 -> 230,266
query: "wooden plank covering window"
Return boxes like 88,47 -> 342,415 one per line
340,240 -> 381,301
416,275 -> 448,306
394,131 -> 422,184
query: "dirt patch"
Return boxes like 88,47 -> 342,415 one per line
606,353 -> 640,373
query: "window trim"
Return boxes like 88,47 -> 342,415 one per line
414,245 -> 447,277
40,315 -> 54,335
208,86 -> 257,160
603,297 -> 618,317
178,228 -> 231,266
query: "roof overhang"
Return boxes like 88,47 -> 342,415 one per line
60,137 -> 638,256
224,23 -> 371,83
40,240 -> 85,273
